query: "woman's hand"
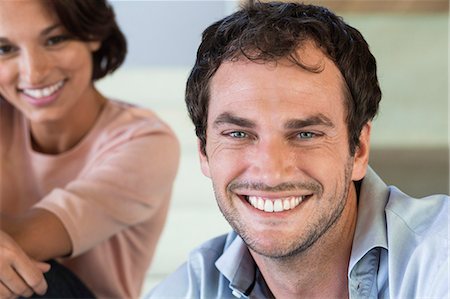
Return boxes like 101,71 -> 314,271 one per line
0,231 -> 50,299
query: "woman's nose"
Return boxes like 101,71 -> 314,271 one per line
19,47 -> 50,85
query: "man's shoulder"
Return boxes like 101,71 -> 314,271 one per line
383,188 -> 449,298
148,232 -> 238,299
385,187 -> 449,239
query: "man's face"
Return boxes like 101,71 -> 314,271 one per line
200,43 -> 369,258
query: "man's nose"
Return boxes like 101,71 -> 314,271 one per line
19,47 -> 50,85
249,138 -> 296,187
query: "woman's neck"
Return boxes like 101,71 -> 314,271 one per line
29,88 -> 106,155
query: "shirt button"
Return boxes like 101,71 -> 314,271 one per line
232,290 -> 243,298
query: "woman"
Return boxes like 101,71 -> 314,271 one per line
0,0 -> 179,298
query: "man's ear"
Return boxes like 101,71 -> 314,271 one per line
351,122 -> 371,181
198,139 -> 211,178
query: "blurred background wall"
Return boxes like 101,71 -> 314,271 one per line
96,1 -> 449,295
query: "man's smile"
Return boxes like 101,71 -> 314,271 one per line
238,194 -> 313,213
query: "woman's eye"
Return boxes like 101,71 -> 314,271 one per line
298,132 -> 315,139
46,35 -> 69,46
228,131 -> 247,138
0,44 -> 16,56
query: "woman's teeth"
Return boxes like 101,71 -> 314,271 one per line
247,195 -> 305,212
22,80 -> 64,99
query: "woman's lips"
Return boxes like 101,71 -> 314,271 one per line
20,80 -> 65,106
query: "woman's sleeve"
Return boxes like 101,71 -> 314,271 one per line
34,129 -> 179,257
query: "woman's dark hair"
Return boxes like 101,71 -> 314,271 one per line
186,1 -> 381,155
46,0 -> 127,80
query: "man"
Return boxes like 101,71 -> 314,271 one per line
150,2 -> 449,298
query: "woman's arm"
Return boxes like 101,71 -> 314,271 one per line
1,208 -> 72,261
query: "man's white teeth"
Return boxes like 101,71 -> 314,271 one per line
23,81 -> 64,99
264,200 -> 273,212
283,199 -> 290,210
248,195 -> 304,212
273,199 -> 283,212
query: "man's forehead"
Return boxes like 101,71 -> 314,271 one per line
207,45 -> 348,129
210,60 -> 346,108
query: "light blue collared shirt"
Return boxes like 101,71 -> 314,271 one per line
149,168 -> 449,298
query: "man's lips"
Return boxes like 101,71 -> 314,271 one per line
241,194 -> 313,213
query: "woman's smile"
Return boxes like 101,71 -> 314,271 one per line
19,79 -> 65,106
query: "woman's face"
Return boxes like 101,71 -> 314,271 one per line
0,0 -> 100,124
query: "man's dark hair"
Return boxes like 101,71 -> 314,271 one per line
186,1 -> 381,155
46,0 -> 127,80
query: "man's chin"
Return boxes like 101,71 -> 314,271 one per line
239,231 -> 308,259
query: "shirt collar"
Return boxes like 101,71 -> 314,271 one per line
215,232 -> 257,296
349,166 -> 390,274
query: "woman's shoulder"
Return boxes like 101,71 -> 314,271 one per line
101,99 -> 175,136
87,99 -> 179,154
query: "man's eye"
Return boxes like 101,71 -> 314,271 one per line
46,35 -> 69,46
0,45 -> 16,56
298,132 -> 315,139
229,131 -> 247,138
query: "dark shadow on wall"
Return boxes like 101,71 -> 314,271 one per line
369,146 -> 449,197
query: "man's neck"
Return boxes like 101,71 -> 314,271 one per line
251,184 -> 358,299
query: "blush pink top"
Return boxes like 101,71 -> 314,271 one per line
0,99 -> 179,298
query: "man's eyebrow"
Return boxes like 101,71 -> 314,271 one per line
213,112 -> 256,128
284,114 -> 335,129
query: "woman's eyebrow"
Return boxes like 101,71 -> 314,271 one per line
41,24 -> 62,36
0,24 -> 61,42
